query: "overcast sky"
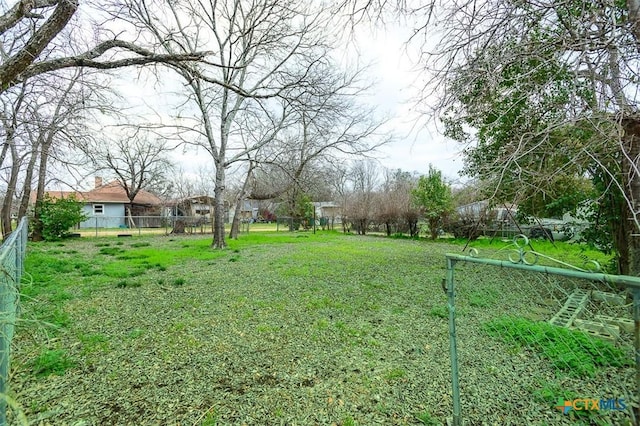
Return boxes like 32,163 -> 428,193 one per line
350,24 -> 464,182
101,16 -> 466,190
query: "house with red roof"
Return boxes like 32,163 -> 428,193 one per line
78,178 -> 164,228
36,177 -> 164,229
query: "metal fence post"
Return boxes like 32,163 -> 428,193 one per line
445,257 -> 462,426
634,288 -> 640,424
445,246 -> 640,425
0,217 -> 28,426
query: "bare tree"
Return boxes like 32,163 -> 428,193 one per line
344,159 -> 380,234
0,82 -> 29,237
0,67 -> 95,239
87,132 -> 173,226
376,168 -> 418,236
125,0 -> 343,248
245,61 -> 389,222
0,0 -> 209,91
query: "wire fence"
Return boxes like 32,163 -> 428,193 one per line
74,216 -> 341,237
76,216 -> 213,237
444,237 -> 639,425
0,218 -> 28,425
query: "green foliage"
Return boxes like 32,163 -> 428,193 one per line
468,288 -> 499,308
342,416 -> 356,426
384,368 -> 406,381
130,242 -> 151,248
484,317 -> 631,377
277,192 -> 315,230
30,349 -> 75,377
36,193 -> 87,241
428,305 -> 448,319
416,411 -> 440,425
571,165 -> 629,273
99,247 -> 125,256
201,411 -> 218,426
412,165 -> 453,239
439,6 -> 629,268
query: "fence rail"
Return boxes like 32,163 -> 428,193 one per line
445,236 -> 640,425
73,216 -> 341,237
0,218 -> 28,425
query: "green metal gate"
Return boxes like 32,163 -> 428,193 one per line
445,236 -> 640,425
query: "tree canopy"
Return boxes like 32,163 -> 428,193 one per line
412,165 -> 452,240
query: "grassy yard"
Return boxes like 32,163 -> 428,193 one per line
9,232 -> 632,425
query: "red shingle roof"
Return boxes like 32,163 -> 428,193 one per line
83,181 -> 162,205
32,181 -> 162,206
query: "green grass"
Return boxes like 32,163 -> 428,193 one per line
14,232 -> 627,425
428,305 -> 448,319
484,316 -> 631,377
29,349 -> 75,377
468,287 -> 500,308
444,236 -> 613,271
416,411 -> 440,425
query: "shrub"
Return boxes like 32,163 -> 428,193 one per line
36,193 -> 87,241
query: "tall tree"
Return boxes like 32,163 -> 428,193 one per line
245,60 -> 389,234
0,68 -> 93,239
127,0 -> 349,248
427,1 -> 640,273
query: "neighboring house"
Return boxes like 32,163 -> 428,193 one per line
237,199 -> 261,221
166,196 -> 215,221
80,179 -> 163,228
456,200 -> 518,223
313,201 -> 342,223
34,178 -> 164,229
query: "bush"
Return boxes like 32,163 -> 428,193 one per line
36,193 -> 87,241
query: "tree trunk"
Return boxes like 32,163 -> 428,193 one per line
229,202 -> 243,239
621,117 -> 640,276
1,135 -> 19,238
30,137 -> 52,241
17,142 -> 39,219
612,189 -> 631,275
212,163 -> 227,249
429,218 -> 439,240
127,205 -> 136,228
229,163 -> 254,240
171,219 -> 186,234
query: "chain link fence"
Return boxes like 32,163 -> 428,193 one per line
76,216 -> 213,237
0,218 -> 28,425
445,237 -> 638,425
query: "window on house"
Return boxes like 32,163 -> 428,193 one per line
93,204 -> 104,215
